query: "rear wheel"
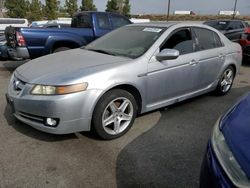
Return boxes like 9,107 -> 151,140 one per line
53,47 -> 71,53
215,66 -> 235,95
92,89 -> 137,140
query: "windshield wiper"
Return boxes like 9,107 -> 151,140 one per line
87,49 -> 116,56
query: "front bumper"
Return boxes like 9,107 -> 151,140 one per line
200,142 -> 234,188
6,79 -> 102,134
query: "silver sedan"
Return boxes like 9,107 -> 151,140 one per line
6,23 -> 242,139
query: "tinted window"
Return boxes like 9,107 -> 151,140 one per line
71,14 -> 92,28
111,15 -> 130,29
194,28 -> 222,50
161,29 -> 194,55
227,21 -> 244,30
204,21 -> 229,31
96,14 -> 112,30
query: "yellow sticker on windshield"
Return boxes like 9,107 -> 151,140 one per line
143,28 -> 162,33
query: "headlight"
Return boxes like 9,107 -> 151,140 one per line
212,118 -> 250,187
31,83 -> 88,95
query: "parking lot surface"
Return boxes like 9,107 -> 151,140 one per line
0,60 -> 250,188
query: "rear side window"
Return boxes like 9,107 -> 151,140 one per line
96,14 -> 112,30
193,28 -> 222,51
161,28 -> 194,55
227,21 -> 244,30
110,15 -> 131,29
71,14 -> 92,28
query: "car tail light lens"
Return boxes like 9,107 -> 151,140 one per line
16,31 -> 26,47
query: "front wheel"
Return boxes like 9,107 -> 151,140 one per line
92,89 -> 137,140
215,66 -> 235,95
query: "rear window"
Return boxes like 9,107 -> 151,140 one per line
71,14 -> 92,28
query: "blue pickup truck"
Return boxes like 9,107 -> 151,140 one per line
5,11 -> 131,59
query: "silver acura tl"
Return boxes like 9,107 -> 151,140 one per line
6,23 -> 242,139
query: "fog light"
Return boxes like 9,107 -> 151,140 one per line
45,118 -> 58,127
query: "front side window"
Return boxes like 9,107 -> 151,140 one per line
193,28 -> 222,51
96,14 -> 112,30
160,29 -> 194,55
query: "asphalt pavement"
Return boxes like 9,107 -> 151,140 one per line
0,60 -> 250,188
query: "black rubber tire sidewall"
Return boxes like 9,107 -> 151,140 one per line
92,89 -> 138,140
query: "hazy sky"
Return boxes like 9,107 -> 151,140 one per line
91,0 -> 250,15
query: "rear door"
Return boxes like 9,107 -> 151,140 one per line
192,27 -> 225,90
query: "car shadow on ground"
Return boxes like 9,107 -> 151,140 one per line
3,105 -> 78,142
116,86 -> 250,188
3,60 -> 29,72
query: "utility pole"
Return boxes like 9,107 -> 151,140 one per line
233,0 -> 238,19
167,0 -> 171,21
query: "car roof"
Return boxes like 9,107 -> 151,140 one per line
127,21 -> 207,29
205,19 -> 244,22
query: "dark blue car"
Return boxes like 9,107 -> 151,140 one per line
200,93 -> 250,187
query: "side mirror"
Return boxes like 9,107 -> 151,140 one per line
156,49 -> 180,61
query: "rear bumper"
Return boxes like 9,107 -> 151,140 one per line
242,45 -> 250,57
8,47 -> 30,59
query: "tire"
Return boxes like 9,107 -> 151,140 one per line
215,66 -> 235,96
53,47 -> 71,53
92,89 -> 138,140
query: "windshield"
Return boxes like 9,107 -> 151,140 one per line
204,21 -> 230,31
84,26 -> 165,59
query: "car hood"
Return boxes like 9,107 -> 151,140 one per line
221,93 -> 250,178
15,48 -> 129,85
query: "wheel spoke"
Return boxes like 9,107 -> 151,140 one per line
119,100 -> 129,112
103,115 -> 114,127
221,80 -> 227,86
114,119 -> 120,133
226,71 -> 232,79
109,102 -> 118,113
120,113 -> 132,121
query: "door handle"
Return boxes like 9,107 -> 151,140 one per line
189,59 -> 198,65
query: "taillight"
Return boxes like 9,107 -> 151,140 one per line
16,31 -> 26,46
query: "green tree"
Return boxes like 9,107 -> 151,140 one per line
122,0 -> 130,17
65,0 -> 78,17
106,0 -> 119,13
28,0 -> 43,21
5,0 -> 29,18
45,0 -> 58,20
80,0 -> 97,11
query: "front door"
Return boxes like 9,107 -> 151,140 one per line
146,28 -> 199,108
